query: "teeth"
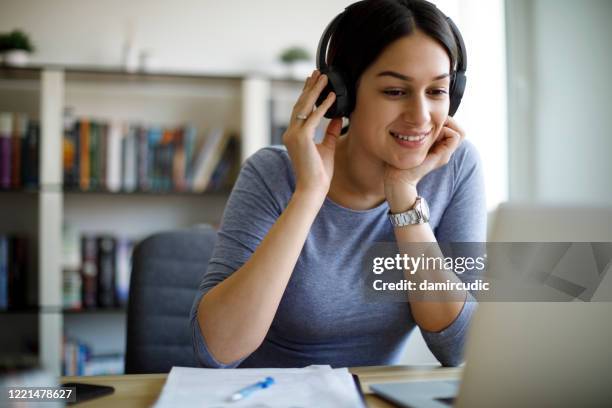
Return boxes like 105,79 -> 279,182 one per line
391,131 -> 427,142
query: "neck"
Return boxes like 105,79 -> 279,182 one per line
329,131 -> 387,210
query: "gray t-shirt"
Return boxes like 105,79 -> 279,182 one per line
190,140 -> 486,368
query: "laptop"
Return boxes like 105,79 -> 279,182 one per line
371,204 -> 612,407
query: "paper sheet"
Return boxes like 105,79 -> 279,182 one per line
154,365 -> 365,408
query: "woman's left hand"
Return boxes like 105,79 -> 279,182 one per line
384,116 -> 465,212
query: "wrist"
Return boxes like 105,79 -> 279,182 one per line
385,183 -> 419,213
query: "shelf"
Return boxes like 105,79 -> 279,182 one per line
63,308 -> 126,315
1,64 -> 305,83
0,66 -> 41,81
0,187 -> 40,194
62,187 -> 231,197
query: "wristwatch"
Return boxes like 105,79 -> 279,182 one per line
388,197 -> 430,227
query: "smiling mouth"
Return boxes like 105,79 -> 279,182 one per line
389,130 -> 430,142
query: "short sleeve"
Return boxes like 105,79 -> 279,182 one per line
422,140 -> 487,366
189,147 -> 294,368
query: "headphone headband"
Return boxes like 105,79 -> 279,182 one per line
316,12 -> 344,72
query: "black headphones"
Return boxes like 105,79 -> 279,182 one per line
315,3 -> 468,118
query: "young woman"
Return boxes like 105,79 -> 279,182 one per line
191,0 -> 486,368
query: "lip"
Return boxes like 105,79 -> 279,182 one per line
389,129 -> 431,149
389,129 -> 431,137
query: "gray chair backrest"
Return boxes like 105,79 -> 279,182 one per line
125,225 -> 216,374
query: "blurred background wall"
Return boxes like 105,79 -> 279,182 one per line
507,0 -> 612,205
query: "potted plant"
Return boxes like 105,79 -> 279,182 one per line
279,46 -> 311,79
0,30 -> 35,66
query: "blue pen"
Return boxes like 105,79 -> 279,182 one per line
229,377 -> 275,402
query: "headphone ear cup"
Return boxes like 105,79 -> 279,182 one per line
449,71 -> 466,117
315,69 -> 351,119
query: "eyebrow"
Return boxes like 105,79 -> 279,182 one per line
376,70 -> 450,82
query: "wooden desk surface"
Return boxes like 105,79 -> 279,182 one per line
61,365 -> 462,408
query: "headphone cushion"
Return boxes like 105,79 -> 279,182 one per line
316,69 -> 351,118
449,71 -> 466,117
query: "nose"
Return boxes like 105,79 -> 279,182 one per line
401,94 -> 430,127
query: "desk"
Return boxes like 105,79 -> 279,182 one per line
61,365 -> 461,407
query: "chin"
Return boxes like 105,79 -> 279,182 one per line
389,153 -> 427,170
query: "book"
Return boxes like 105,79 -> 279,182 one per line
11,113 -> 28,189
89,121 -> 99,190
8,235 -> 28,308
0,236 -> 8,310
160,128 -> 174,191
183,125 -> 197,188
80,235 -> 98,308
98,122 -> 108,191
22,121 -> 39,188
0,112 -> 13,189
63,268 -> 82,310
122,124 -> 138,192
79,119 -> 91,191
143,126 -> 162,191
63,108 -> 78,188
191,127 -> 230,192
96,236 -> 117,308
106,121 -> 123,192
207,135 -> 239,191
172,127 -> 186,192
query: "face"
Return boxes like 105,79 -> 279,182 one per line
348,29 -> 452,169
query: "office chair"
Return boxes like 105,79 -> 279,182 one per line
125,225 -> 217,374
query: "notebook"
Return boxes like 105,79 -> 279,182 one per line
154,365 -> 365,408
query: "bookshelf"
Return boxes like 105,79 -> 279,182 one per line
0,65 -> 303,375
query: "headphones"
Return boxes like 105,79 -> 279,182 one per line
315,2 -> 467,118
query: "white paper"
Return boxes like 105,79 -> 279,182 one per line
154,365 -> 365,408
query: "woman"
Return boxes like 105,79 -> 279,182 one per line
191,0 -> 486,368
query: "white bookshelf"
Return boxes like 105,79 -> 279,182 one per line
0,65 -> 302,375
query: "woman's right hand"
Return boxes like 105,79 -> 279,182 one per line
283,70 -> 343,199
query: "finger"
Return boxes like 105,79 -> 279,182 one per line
294,74 -> 329,119
430,127 -> 461,164
320,117 -> 343,150
292,72 -> 321,123
305,91 -> 336,127
443,116 -> 465,139
301,70 -> 319,91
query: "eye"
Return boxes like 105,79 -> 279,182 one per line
428,88 -> 449,96
382,89 -> 405,97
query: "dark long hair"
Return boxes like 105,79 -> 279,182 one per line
327,0 -> 459,118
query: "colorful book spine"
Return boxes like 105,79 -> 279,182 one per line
63,109 -> 78,188
11,113 -> 28,188
172,128 -> 186,191
22,121 -> 39,188
79,118 -> 90,191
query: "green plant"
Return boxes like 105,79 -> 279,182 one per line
279,47 -> 310,64
0,30 -> 35,52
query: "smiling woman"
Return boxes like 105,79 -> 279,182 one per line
191,0 -> 486,369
